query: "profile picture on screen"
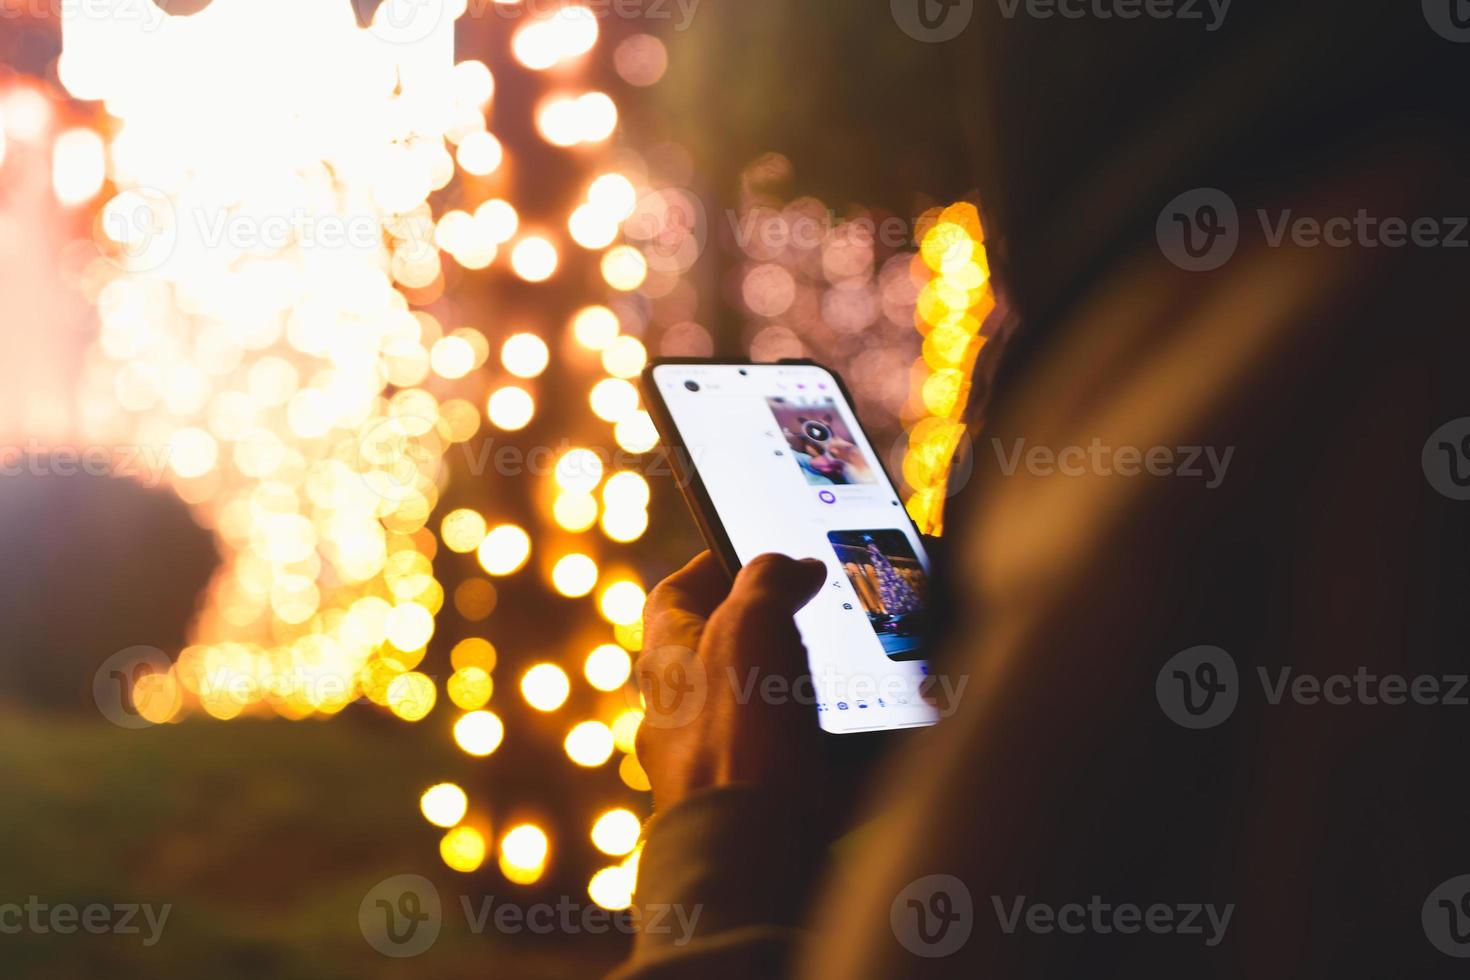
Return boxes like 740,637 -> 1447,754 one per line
765,396 -> 877,487
827,529 -> 928,660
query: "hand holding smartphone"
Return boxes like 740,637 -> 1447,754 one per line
641,359 -> 940,735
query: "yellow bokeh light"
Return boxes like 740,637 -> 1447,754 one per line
511,236 -> 559,282
613,411 -> 659,454
421,783 -> 469,828
572,305 -> 620,350
441,825 -> 488,873
441,508 -> 488,554
554,447 -> 604,492
589,377 -> 639,422
521,663 -> 571,712
385,603 -> 435,652
588,865 -> 635,910
565,720 -> 615,767
501,332 -> 550,378
619,753 -> 651,791
451,638 -> 498,672
599,581 -> 646,625
611,708 -> 642,752
487,385 -> 536,432
499,824 -> 550,885
600,336 -> 647,379
588,173 -> 637,221
600,506 -> 649,543
602,471 -> 651,510
476,199 -> 519,243
584,644 -> 632,692
457,131 -> 503,177
551,553 -> 600,598
454,709 -> 505,757
601,245 -> 647,291
52,127 -> 106,206
590,808 -> 642,856
477,523 -> 532,577
617,620 -> 646,652
447,666 -> 494,710
387,671 -> 437,722
553,491 -> 599,532
430,334 -> 477,379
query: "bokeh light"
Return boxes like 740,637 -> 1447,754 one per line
421,783 -> 469,828
521,663 -> 571,712
590,808 -> 642,856
454,709 -> 506,757
565,720 -> 615,767
584,644 -> 632,692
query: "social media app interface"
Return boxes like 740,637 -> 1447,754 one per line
653,363 -> 940,734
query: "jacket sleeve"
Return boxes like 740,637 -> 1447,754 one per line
607,784 -> 828,979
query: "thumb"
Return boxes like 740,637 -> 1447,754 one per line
726,553 -> 828,618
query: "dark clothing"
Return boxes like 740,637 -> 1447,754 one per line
617,4 -> 1470,976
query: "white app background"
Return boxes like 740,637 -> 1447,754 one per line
653,363 -> 939,734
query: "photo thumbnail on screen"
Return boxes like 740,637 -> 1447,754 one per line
827,529 -> 928,660
765,396 -> 877,487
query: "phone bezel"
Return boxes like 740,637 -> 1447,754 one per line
640,357 -> 940,738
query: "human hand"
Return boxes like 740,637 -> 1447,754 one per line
635,551 -> 827,811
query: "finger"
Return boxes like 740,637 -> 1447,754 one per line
723,553 -> 828,620
644,551 -> 728,621
643,551 -> 729,650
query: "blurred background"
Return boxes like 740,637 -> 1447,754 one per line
0,1 -> 991,975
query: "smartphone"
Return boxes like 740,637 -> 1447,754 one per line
642,358 -> 941,735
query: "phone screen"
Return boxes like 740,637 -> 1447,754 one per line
649,362 -> 941,734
